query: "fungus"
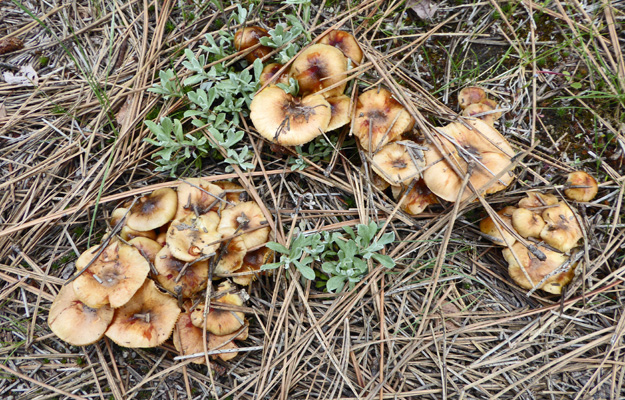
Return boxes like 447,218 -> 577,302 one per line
218,201 -> 271,249
154,246 -> 209,298
259,63 -> 289,87
176,178 -> 225,219
511,208 -> 545,239
127,237 -> 162,264
540,202 -> 583,252
422,119 -> 515,202
207,327 -> 249,361
48,284 -> 114,346
105,280 -> 180,348
564,171 -> 598,202
109,208 -> 157,242
289,44 -> 348,98
232,246 -> 273,286
214,181 -> 248,205
214,236 -> 248,275
462,103 -> 497,127
503,243 -> 574,294
479,206 -> 518,246
167,212 -> 222,262
191,282 -> 246,336
173,310 -> 208,364
479,98 -> 502,119
326,95 -> 351,131
72,241 -> 150,309
318,29 -> 364,65
250,86 -> 331,146
126,188 -> 178,231
518,192 -> 559,209
352,88 -> 415,151
371,142 -> 424,186
458,86 -> 486,109
391,179 -> 437,216
234,26 -> 272,63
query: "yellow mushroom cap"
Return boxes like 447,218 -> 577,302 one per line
259,63 -> 289,87
233,246 -> 274,286
326,95 -> 351,131
233,26 -> 272,63
479,206 -> 518,246
503,243 -> 574,295
391,179 -> 437,216
191,284 -> 245,336
372,142 -> 424,186
289,43 -> 348,98
218,201 -> 270,249
214,181 -> 248,205
352,88 -> 415,152
207,327 -> 249,361
511,208 -> 545,238
167,212 -> 222,262
462,103 -> 497,127
126,188 -> 178,231
214,236 -> 248,275
173,311 -> 209,364
154,246 -> 209,299
176,178 -> 225,219
540,203 -> 583,252
423,120 -> 515,202
318,29 -> 364,65
128,237 -> 162,264
518,192 -> 559,209
564,171 -> 598,202
458,86 -> 486,109
48,284 -> 114,346
105,280 -> 180,348
73,242 -> 150,309
250,86 -> 331,146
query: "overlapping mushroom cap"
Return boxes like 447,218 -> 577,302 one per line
127,188 -> 178,232
326,95 -> 351,131
191,282 -> 246,336
234,26 -> 272,63
479,206 -> 518,246
167,212 -> 222,262
372,142 -> 425,186
154,246 -> 209,298
540,203 -> 583,252
176,178 -> 225,219
565,171 -> 598,202
391,180 -> 437,216
423,119 -> 515,202
289,44 -> 348,98
318,29 -> 363,65
218,201 -> 270,249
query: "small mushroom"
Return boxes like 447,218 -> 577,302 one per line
214,236 -> 248,276
479,98 -> 502,119
108,208 -> 157,242
371,142 -> 424,186
511,208 -> 546,238
232,246 -> 273,286
127,237 -> 162,264
503,243 -> 574,294
458,86 -> 486,109
259,63 -> 289,87
207,327 -> 249,361
318,29 -> 364,65
233,26 -> 272,63
518,192 -> 559,209
391,179 -> 437,216
479,206 -> 518,246
173,310 -> 209,364
540,202 -> 583,252
326,95 -> 351,131
126,188 -> 178,232
462,103 -> 497,127
564,171 -> 598,202
218,201 -> 271,249
191,282 -> 246,336
167,212 -> 222,262
73,241 -> 150,309
352,88 -> 415,151
105,280 -> 180,348
423,119 -> 515,202
48,284 -> 114,346
250,86 -> 331,146
289,43 -> 348,98
176,178 -> 225,219
214,181 -> 248,205
154,246 -> 209,299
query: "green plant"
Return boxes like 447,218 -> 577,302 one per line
289,136 -> 335,171
262,221 -> 396,292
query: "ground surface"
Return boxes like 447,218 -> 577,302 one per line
1,0 -> 625,399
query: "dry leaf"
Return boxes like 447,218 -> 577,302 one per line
408,0 -> 439,20
0,37 -> 23,55
116,98 -> 133,129
3,66 -> 39,86
0,103 -> 6,119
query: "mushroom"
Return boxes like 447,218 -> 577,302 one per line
250,86 -> 331,146
422,119 -> 515,202
289,43 -> 348,98
326,95 -> 351,131
352,88 -> 415,152
259,63 -> 289,87
48,284 -> 114,346
214,181 -> 248,205
173,310 -> 209,364
108,208 -> 157,242
391,179 -> 437,216
176,178 -> 225,219
167,212 -> 222,262
479,98 -> 502,120
126,188 -> 178,231
214,236 -> 248,276
72,241 -> 150,309
154,246 -> 209,299
207,327 -> 249,361
518,192 -> 559,209
458,86 -> 486,109
540,202 -> 583,252
105,280 -> 181,348
318,29 -> 364,65
233,26 -> 272,63
191,282 -> 246,336
503,243 -> 575,295
218,201 -> 271,249
232,246 -> 273,286
462,103 -> 498,127
371,142 -> 424,186
564,171 -> 598,202
511,208 -> 546,238
128,237 -> 162,264
479,206 -> 518,246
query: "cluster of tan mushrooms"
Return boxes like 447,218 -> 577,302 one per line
48,178 -> 272,363
480,171 -> 598,294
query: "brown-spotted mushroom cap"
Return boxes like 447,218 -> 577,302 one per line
167,212 -> 222,262
518,192 -> 559,209
326,95 -> 351,131
208,327 -> 249,361
391,179 -> 437,216
511,208 -> 545,239
173,310 -> 208,364
176,178 -> 225,219
564,171 -> 598,202
214,181 -> 248,205
106,208 -> 157,242
540,202 -> 583,252
479,206 -> 518,246
423,119 -> 515,202
503,243 -> 574,295
73,241 -> 150,309
462,103 -> 497,127
105,280 -> 180,348
250,86 -> 331,146
154,246 -> 209,298
234,26 -> 272,63
48,284 -> 114,346
233,246 -> 274,286
458,86 -> 487,109
128,237 -> 162,264
126,188 -> 177,232
218,201 -> 270,249
479,98 -> 502,119
215,236 -> 248,275
289,44 -> 348,98
318,29 -> 364,65
352,88 -> 415,152
372,142 -> 425,186
259,63 -> 289,87
191,282 -> 245,336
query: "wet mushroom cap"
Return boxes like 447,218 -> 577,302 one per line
326,95 -> 351,131
458,86 -> 486,109
48,284 -> 114,346
73,242 -> 150,309
503,243 -> 574,295
105,280 -> 181,348
126,188 -> 178,231
191,293 -> 246,336
167,212 -> 222,262
154,246 -> 209,299
371,142 -> 424,186
234,26 -> 272,63
352,88 -> 415,151
423,119 -> 515,202
391,179 -> 437,216
479,206 -> 518,246
318,29 -> 364,65
259,63 -> 289,87
250,86 -> 331,146
511,208 -> 545,239
218,201 -> 271,249
176,178 -> 225,219
518,192 -> 559,209
289,44 -> 348,98
564,171 -> 598,202
540,202 -> 583,252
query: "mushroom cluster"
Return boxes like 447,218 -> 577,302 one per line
48,179 -> 272,364
480,171 -> 598,294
